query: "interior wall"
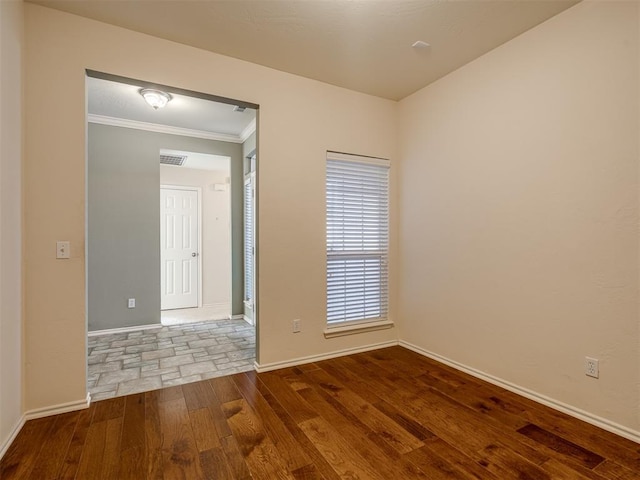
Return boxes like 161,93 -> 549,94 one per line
0,0 -> 24,455
160,165 -> 232,315
88,123 -> 242,331
24,4 -> 397,411
88,124 -> 160,331
243,130 -> 256,166
398,1 -> 640,432
230,131 -> 244,316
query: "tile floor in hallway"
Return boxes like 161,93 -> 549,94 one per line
87,319 -> 255,401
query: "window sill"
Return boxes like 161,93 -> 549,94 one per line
324,319 -> 394,339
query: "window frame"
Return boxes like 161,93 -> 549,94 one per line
243,170 -> 255,308
325,151 -> 393,337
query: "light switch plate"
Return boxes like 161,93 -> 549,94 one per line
56,241 -> 70,259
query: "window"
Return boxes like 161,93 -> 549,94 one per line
243,172 -> 254,305
326,151 -> 389,327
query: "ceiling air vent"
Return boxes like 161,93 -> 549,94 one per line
160,154 -> 187,166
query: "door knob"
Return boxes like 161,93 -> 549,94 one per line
192,252 -> 197,257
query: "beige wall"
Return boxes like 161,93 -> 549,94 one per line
398,1 -> 640,432
0,0 -> 24,454
160,165 -> 232,313
23,4 -> 397,411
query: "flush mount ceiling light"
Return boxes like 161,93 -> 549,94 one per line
411,40 -> 431,49
139,88 -> 172,110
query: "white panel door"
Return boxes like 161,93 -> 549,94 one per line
161,187 -> 199,310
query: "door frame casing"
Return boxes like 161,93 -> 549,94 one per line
160,184 -> 203,310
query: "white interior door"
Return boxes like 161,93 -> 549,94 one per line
161,187 -> 199,310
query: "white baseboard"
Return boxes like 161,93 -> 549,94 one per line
0,415 -> 26,461
0,393 -> 91,461
88,323 -> 163,337
399,340 -> 640,445
202,302 -> 231,316
228,313 -> 254,325
24,393 -> 92,421
255,340 -> 398,373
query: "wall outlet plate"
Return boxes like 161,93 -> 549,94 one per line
293,319 -> 301,333
128,298 -> 136,309
585,357 -> 599,378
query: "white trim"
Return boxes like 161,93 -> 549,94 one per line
242,315 -> 254,326
326,151 -> 390,168
88,323 -> 163,337
88,114 -> 244,144
254,340 -> 398,373
191,303 -> 232,321
239,118 -> 256,142
202,302 -> 231,311
0,415 -> 26,460
399,341 -> 640,445
324,319 -> 394,338
24,393 -> 92,421
228,314 -> 245,320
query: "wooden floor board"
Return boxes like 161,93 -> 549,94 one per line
222,398 -> 296,479
232,372 -> 313,473
0,416 -> 55,479
1,346 -> 638,479
143,390 -> 164,480
297,384 -> 431,479
57,405 -> 95,480
27,410 -> 80,479
157,395 -> 203,479
302,367 -> 425,455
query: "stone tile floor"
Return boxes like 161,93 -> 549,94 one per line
87,319 -> 255,401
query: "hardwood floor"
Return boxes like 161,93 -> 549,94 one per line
2,346 -> 639,479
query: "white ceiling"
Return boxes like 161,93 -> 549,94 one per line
33,0 -> 579,100
87,76 -> 256,139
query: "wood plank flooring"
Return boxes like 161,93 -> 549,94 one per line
2,346 -> 639,479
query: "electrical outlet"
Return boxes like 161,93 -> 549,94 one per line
292,319 -> 301,333
128,298 -> 136,309
585,357 -> 599,378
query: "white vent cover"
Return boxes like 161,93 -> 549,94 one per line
160,154 -> 187,166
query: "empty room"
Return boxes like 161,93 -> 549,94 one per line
1,0 -> 639,479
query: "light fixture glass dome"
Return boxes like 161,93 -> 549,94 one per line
139,88 -> 172,110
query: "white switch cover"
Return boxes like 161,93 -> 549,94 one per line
56,241 -> 70,259
128,298 -> 136,309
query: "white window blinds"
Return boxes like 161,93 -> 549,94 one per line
326,152 -> 390,325
244,175 -> 254,304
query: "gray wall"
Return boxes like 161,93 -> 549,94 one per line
88,123 -> 244,331
242,130 -> 256,173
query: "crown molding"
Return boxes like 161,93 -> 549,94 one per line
88,114 -> 245,144
239,118 -> 256,143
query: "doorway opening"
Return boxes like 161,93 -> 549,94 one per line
159,150 -> 232,326
85,70 -> 258,401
